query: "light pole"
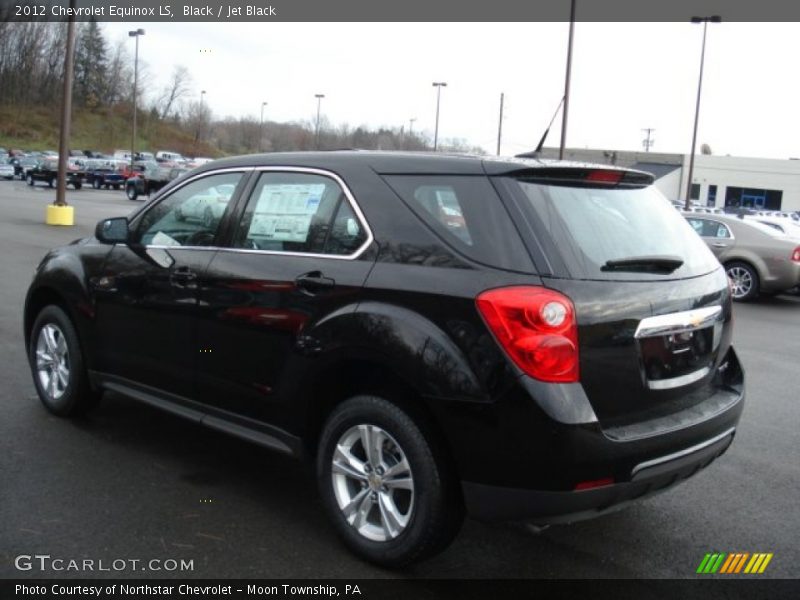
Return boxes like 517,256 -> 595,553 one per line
684,15 -> 721,210
409,117 -> 416,136
194,90 -> 206,157
53,0 -> 77,214
314,93 -> 325,150
559,0 -> 575,160
497,92 -> 505,156
128,28 -> 145,168
259,101 -> 267,152
432,82 -> 447,151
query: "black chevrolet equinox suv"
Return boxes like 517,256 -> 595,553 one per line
25,152 -> 745,566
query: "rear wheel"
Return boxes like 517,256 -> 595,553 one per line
73,182 -> 82,190
726,261 -> 760,301
317,395 -> 462,567
126,185 -> 138,201
29,305 -> 101,417
27,174 -> 34,186
48,177 -> 55,188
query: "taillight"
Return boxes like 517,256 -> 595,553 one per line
792,246 -> 800,262
476,286 -> 579,383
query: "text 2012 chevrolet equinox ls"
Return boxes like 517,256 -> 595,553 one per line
25,152 -> 744,566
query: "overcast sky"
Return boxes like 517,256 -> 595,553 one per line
101,22 -> 800,159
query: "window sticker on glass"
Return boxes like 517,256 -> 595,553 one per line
248,183 -> 326,242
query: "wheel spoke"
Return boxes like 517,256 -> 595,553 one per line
54,333 -> 67,357
47,368 -> 58,398
377,491 -> 406,539
332,444 -> 368,481
382,455 -> 410,479
341,487 -> 370,521
384,476 -> 414,491
36,349 -> 52,369
352,491 -> 374,530
43,326 -> 58,353
56,364 -> 69,388
359,424 -> 384,468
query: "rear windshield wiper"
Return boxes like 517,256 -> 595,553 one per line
602,255 -> 684,274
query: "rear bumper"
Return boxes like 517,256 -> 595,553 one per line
463,426 -> 734,522
459,346 -> 744,522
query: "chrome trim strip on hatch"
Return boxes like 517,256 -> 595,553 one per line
646,366 -> 711,390
634,305 -> 723,339
630,427 -> 736,477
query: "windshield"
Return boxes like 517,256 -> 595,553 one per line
509,179 -> 720,280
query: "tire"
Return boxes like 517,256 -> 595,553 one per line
126,185 -> 138,201
726,261 -> 760,301
28,305 -> 101,417
73,182 -> 82,190
113,184 -> 120,191
317,395 -> 463,567
48,177 -> 55,188
92,178 -> 101,190
27,174 -> 34,186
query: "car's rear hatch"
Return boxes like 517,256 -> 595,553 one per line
492,165 -> 733,427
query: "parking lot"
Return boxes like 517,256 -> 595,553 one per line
0,178 -> 798,580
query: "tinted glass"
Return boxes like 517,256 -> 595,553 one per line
234,171 -> 366,255
687,218 -> 731,238
511,180 -> 720,280
383,175 -> 533,272
137,172 -> 243,247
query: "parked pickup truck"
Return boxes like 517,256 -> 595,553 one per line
125,162 -> 189,200
84,159 -> 130,190
25,158 -> 85,189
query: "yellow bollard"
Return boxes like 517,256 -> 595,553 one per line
45,204 -> 75,226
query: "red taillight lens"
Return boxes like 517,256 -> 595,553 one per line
792,246 -> 800,262
476,286 -> 579,383
585,169 -> 624,184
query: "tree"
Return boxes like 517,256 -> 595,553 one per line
156,65 -> 192,120
73,20 -> 108,109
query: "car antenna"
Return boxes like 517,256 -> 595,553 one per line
516,96 -> 565,159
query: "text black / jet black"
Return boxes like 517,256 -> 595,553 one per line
24,152 -> 744,566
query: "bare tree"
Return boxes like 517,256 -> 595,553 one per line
156,65 -> 192,120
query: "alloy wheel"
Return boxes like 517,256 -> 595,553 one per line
331,424 -> 415,542
728,266 -> 753,299
35,323 -> 70,401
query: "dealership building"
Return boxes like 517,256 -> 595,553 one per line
538,147 -> 800,213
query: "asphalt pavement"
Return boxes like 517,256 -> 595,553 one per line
0,178 -> 798,580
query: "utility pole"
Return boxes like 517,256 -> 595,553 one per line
409,117 -> 416,136
432,82 -> 447,151
496,92 -> 505,156
54,0 -> 77,209
128,29 -> 145,168
315,93 -> 325,150
685,15 -> 721,210
642,128 -> 655,152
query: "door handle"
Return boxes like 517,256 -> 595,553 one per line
711,242 -> 728,248
170,266 -> 198,287
295,271 -> 335,294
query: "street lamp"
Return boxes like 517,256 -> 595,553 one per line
314,94 -> 325,150
259,101 -> 267,152
128,28 -> 145,168
432,82 -> 447,151
684,15 -> 721,210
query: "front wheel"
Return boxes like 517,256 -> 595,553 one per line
726,261 -> 760,301
29,305 -> 101,417
27,174 -> 34,186
317,395 -> 462,567
126,185 -> 138,201
73,182 -> 82,190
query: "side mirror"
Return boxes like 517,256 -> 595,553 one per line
95,217 -> 130,244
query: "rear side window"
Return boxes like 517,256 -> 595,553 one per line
687,218 -> 731,238
383,175 -> 532,271
509,179 -> 720,280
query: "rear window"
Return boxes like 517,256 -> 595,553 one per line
508,179 -> 720,280
383,175 -> 533,272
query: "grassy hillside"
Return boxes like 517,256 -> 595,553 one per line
0,104 -> 220,157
